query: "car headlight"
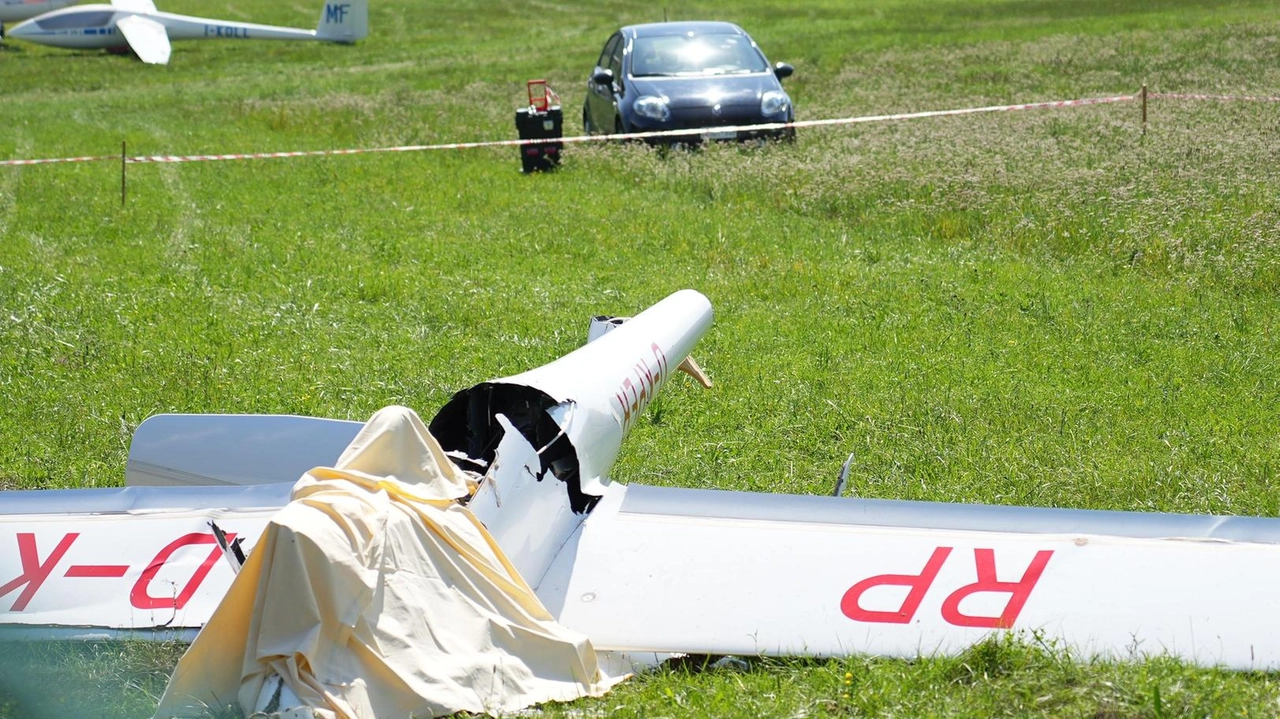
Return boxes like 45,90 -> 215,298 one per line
634,95 -> 671,122
761,90 -> 790,116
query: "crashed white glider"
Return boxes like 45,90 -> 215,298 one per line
6,0 -> 366,64
3,289 -> 1280,678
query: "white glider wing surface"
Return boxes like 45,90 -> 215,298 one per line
4,289 -> 1280,671
114,12 -> 166,63
542,484 -> 1280,668
0,484 -> 290,640
125,413 -> 362,487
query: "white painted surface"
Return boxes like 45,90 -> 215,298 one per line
542,483 -> 1280,669
126,414 -> 363,487
0,492 -> 280,630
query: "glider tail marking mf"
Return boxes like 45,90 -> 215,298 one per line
315,0 -> 367,43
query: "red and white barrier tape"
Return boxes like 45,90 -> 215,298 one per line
786,93 -> 1135,129
1149,92 -> 1280,103
1,155 -> 118,167
579,94 -> 1138,144
0,94 -> 1136,168
0,90 -> 1258,168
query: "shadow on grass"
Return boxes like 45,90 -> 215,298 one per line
0,640 -> 186,719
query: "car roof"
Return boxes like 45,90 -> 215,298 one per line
621,21 -> 748,39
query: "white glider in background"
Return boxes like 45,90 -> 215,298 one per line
0,0 -> 76,36
4,289 -> 1280,673
6,0 -> 367,64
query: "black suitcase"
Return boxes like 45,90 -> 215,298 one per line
515,105 -> 563,173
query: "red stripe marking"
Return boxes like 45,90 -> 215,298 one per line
65,565 -> 130,578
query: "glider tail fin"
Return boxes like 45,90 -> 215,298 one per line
315,0 -> 367,43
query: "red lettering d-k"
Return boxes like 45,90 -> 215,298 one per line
0,533 -> 78,612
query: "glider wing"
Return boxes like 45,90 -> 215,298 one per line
539,482 -> 1280,670
126,414 -> 363,487
116,14 -> 170,65
110,0 -> 157,13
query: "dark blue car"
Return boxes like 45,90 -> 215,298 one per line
583,21 -> 795,142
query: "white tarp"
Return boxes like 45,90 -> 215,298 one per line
155,406 -> 616,719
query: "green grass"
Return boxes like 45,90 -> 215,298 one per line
0,641 -> 187,719
3,0 -> 1280,716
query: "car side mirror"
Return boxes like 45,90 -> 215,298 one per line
774,62 -> 794,80
592,68 -> 614,85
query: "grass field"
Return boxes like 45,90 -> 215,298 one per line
3,0 -> 1280,716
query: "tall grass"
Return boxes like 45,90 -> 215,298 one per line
2,0 -> 1280,715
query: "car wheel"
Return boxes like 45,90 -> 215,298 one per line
615,117 -> 626,141
583,105 -> 593,135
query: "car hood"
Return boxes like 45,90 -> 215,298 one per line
628,74 -> 780,109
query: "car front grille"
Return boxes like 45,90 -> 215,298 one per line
671,105 -> 762,128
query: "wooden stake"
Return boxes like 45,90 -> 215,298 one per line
1141,83 -> 1147,136
121,141 -> 127,207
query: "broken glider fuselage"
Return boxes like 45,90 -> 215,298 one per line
2,289 -> 1280,670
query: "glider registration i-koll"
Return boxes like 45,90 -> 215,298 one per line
2,289 -> 1280,670
6,0 -> 366,64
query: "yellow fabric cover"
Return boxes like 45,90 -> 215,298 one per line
155,405 -> 614,718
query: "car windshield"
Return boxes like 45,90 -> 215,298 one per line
631,33 -> 768,77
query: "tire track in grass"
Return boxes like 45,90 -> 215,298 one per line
0,132 -> 32,240
144,124 -> 202,277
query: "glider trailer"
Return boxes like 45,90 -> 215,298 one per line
3,289 -> 1280,670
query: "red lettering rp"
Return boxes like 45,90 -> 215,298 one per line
941,549 -> 1053,628
840,546 -> 1053,628
841,547 -> 951,623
